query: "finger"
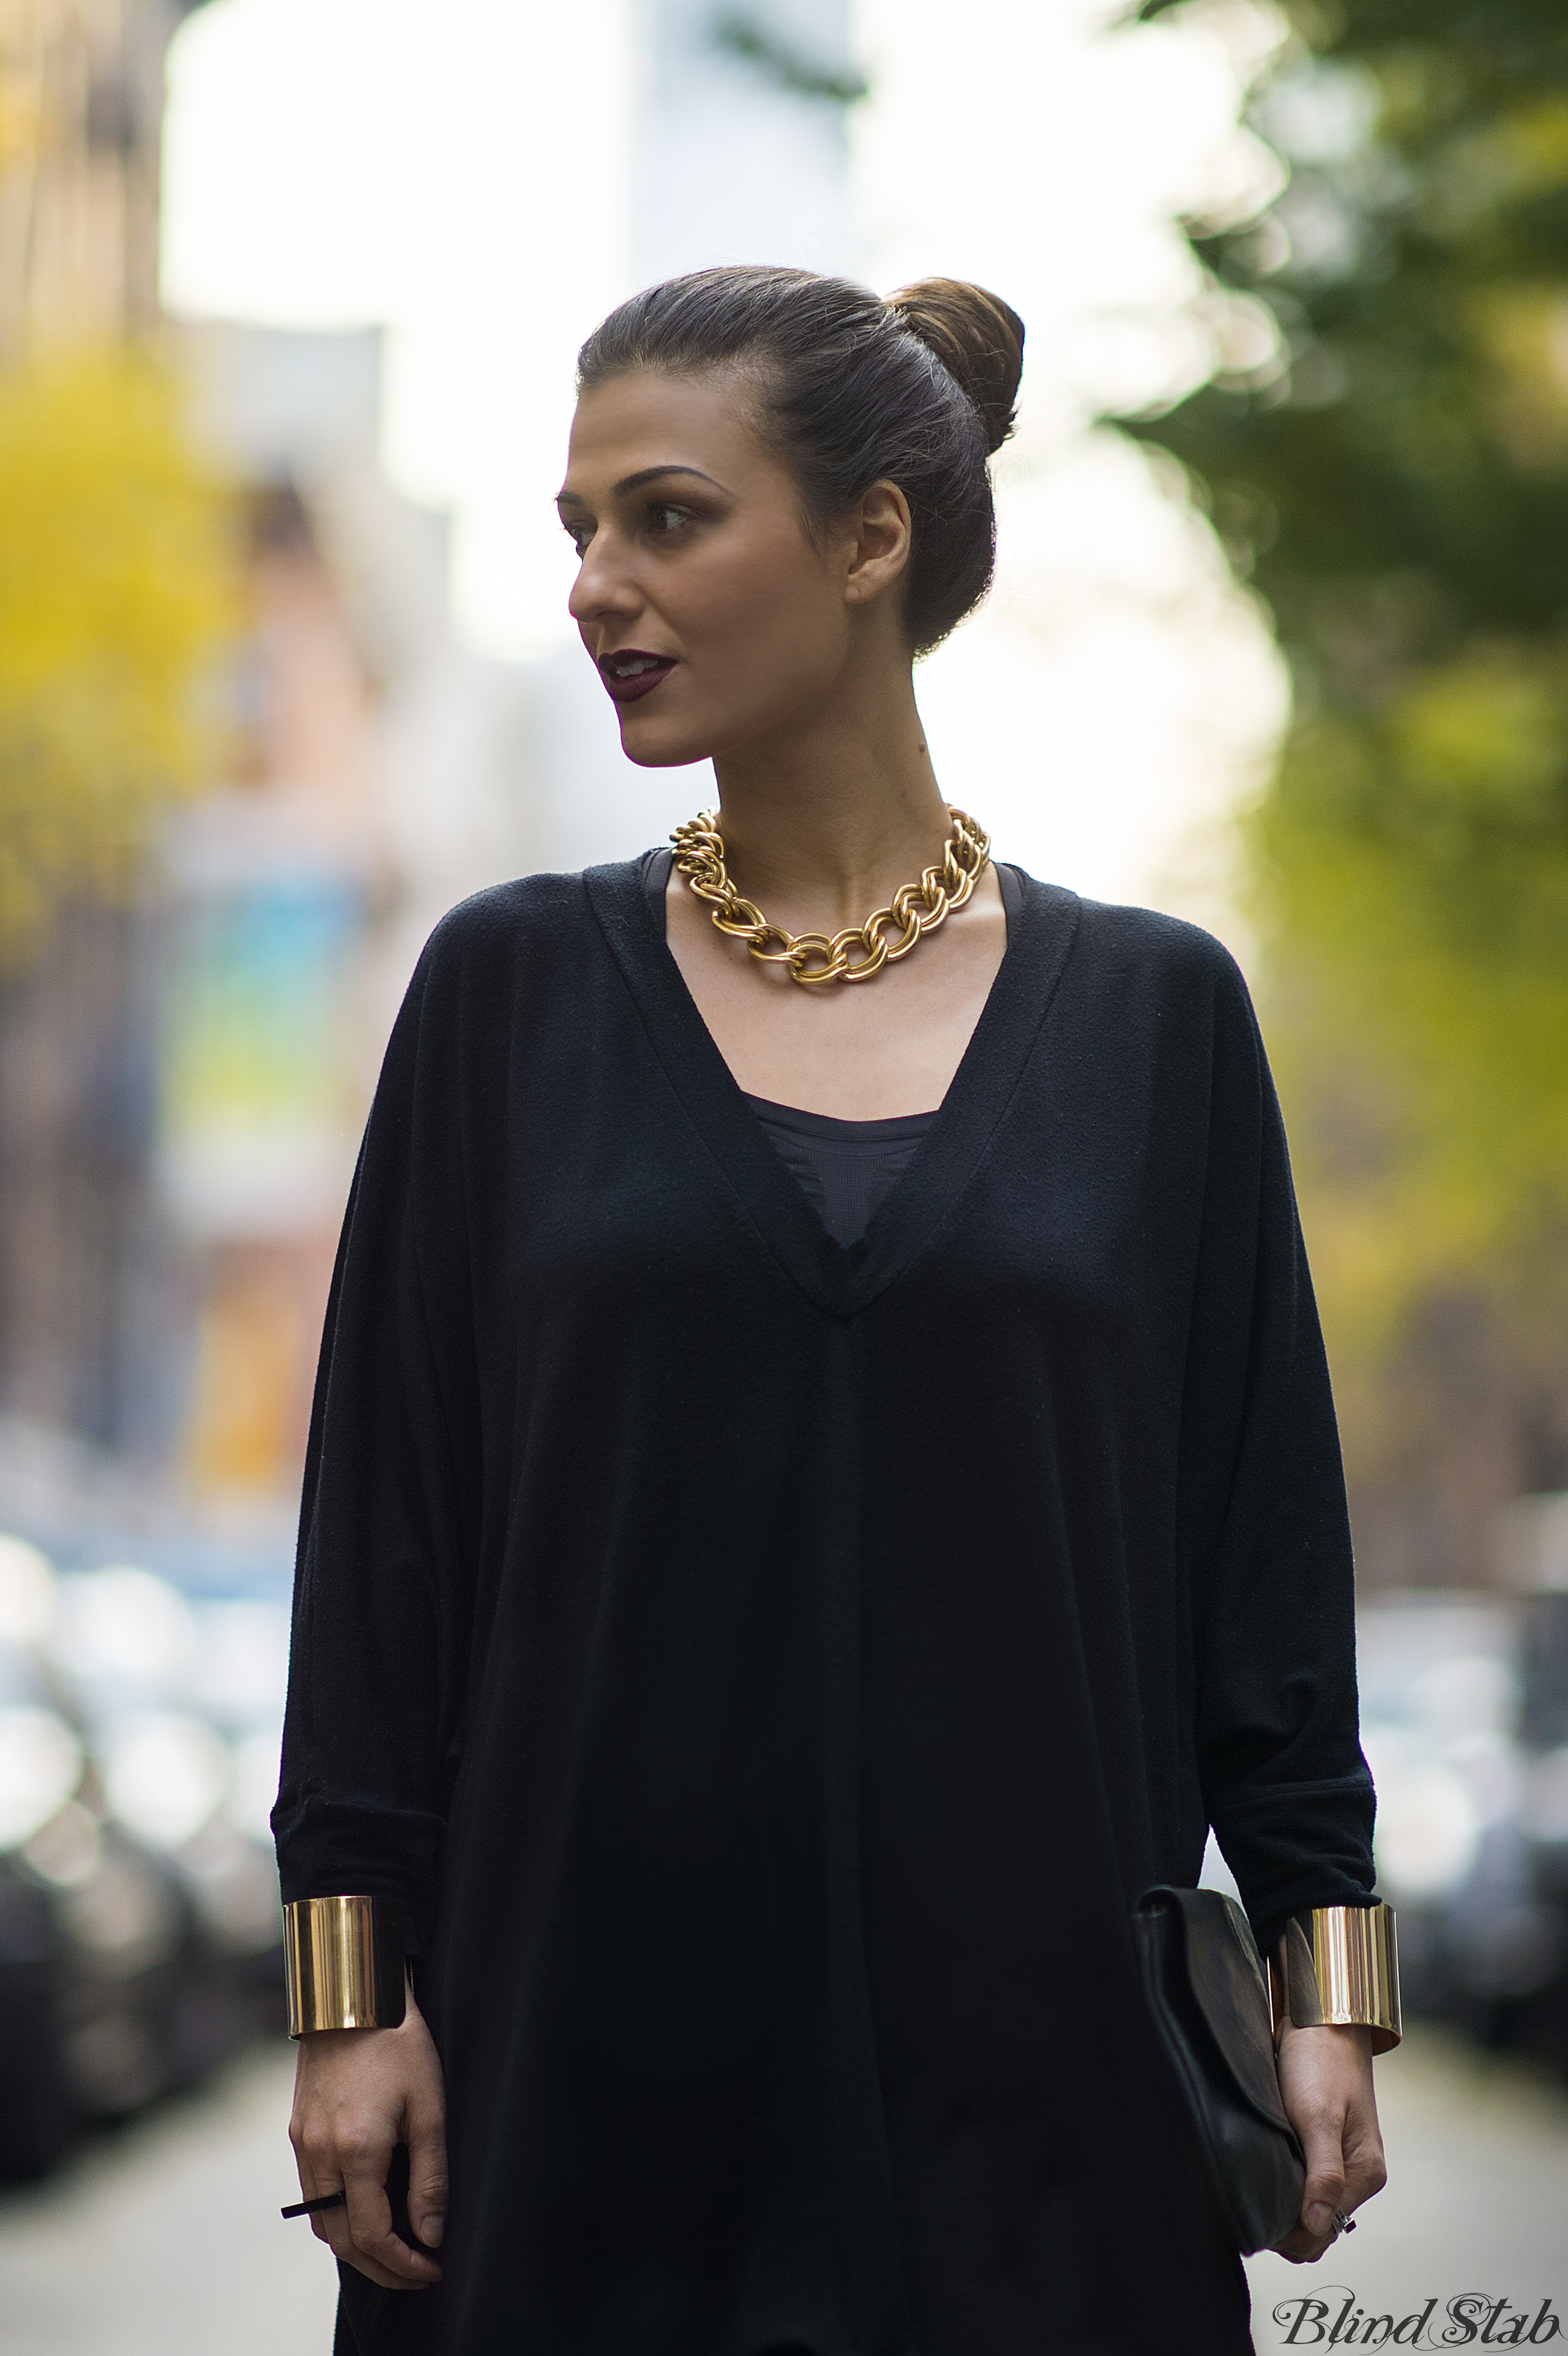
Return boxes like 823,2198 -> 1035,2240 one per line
322,2203 -> 436,2288
289,2134 -> 343,2249
342,2149 -> 441,2286
1272,2203 -> 1339,2263
1340,2117 -> 1388,2217
304,2185 -> 407,2287
1273,2218 -> 1339,2264
332,2246 -> 427,2290
1340,2154 -> 1388,2217
406,2106 -> 450,2252
1297,2115 -> 1348,2245
291,2105 -> 434,2288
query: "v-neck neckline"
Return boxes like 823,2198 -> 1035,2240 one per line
584,855 -> 1083,1320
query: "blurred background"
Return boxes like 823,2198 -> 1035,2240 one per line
0,0 -> 1567,2346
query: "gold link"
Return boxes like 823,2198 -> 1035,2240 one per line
670,806 -> 991,988
881,904 -> 929,962
784,930 -> 843,984
743,925 -> 799,963
710,896 -> 770,938
838,932 -> 892,982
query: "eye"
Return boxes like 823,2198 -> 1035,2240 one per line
648,502 -> 695,537
562,518 -> 594,555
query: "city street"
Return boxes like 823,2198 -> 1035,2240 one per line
1,0 -> 1564,2351
1247,2028 -> 1568,2346
0,2024 -> 1563,2352
0,2045 -> 337,2356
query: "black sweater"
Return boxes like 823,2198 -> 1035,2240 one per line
275,858 -> 1374,2356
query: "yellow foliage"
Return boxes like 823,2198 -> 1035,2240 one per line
0,65 -> 42,168
0,344 -> 238,952
1427,97 -> 1568,235
1254,639 -> 1568,1476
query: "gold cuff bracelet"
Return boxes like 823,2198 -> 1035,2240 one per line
1269,1902 -> 1401,2054
283,1896 -> 407,2037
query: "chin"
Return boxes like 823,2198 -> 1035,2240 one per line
615,713 -> 719,771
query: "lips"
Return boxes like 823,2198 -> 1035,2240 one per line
597,648 -> 676,705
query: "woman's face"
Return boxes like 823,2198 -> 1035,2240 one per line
558,368 -> 904,769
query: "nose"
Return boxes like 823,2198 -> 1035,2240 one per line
568,528 -> 641,636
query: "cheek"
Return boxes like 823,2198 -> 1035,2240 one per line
677,526 -> 841,678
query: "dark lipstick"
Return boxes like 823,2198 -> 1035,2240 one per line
598,649 -> 676,705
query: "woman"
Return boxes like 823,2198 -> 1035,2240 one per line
277,268 -> 1391,2356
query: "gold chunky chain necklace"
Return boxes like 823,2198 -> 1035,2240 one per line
669,806 -> 991,987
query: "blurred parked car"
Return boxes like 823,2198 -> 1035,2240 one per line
0,1533 -> 289,2182
9,1539 -> 1568,2180
1357,1589 -> 1568,2063
1201,1585 -> 1568,2063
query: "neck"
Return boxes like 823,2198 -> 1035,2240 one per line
708,666 -> 951,931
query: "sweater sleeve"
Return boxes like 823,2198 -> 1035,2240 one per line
271,924 -> 482,1958
1181,950 -> 1377,1953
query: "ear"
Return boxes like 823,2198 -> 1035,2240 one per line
843,480 -> 912,606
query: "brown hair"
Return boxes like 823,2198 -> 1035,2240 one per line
576,265 -> 1024,654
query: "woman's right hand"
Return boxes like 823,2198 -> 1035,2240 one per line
289,1984 -> 448,2289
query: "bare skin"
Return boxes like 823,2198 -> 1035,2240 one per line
287,361 -> 1387,2279
1274,2022 -> 1388,2262
290,1985 -> 446,2286
560,366 -> 1007,1118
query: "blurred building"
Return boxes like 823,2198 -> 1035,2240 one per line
2,317 -> 540,1517
526,0 -> 864,877
0,23 -> 539,1519
0,0 -> 208,357
0,333 -> 539,1515
0,0 -> 212,1478
153,321 -> 537,1502
630,0 -> 859,287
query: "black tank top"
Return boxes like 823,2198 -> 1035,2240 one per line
644,849 -> 1021,1245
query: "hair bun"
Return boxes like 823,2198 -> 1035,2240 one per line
885,278 -> 1024,456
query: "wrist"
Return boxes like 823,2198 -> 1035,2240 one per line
1277,2019 -> 1373,2051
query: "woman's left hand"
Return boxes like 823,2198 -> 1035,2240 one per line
1273,2022 -> 1387,2262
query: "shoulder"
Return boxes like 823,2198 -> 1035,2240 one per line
1079,897 -> 1250,1006
1017,872 -> 1251,1011
1011,878 -> 1268,1119
409,859 -> 654,994
376,862 -> 650,1091
419,867 -> 601,966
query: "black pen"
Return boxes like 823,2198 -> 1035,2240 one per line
282,2189 -> 347,2220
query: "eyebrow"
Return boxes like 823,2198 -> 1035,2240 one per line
555,464 -> 729,508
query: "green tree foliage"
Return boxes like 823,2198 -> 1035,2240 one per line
1133,0 -> 1568,1541
0,346 -> 237,955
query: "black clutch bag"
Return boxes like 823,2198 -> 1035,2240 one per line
1133,1884 -> 1306,2256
